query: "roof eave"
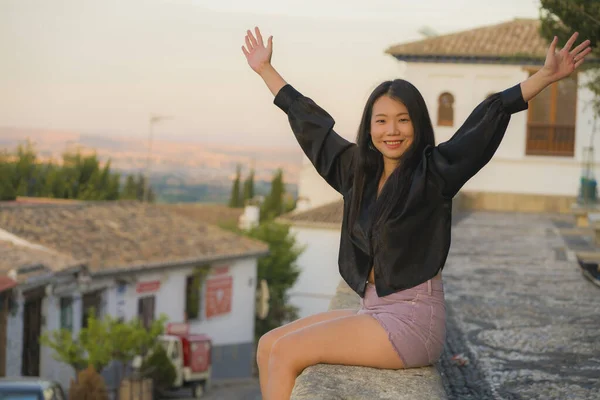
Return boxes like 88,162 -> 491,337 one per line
388,54 -> 600,66
389,54 -> 547,65
90,249 -> 271,278
16,263 -> 84,291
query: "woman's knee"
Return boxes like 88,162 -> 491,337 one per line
268,334 -> 298,371
257,330 -> 278,365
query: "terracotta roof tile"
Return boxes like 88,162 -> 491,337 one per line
386,19 -> 549,60
279,200 -> 344,228
0,202 -> 269,274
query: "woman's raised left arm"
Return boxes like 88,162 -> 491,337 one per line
521,32 -> 591,102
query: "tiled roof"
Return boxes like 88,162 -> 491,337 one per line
162,203 -> 244,227
0,201 -> 269,275
0,239 -> 80,279
386,19 -> 549,61
15,197 -> 82,205
278,200 -> 344,228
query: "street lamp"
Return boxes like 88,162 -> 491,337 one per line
143,114 -> 173,202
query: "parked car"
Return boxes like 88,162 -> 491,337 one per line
0,377 -> 66,400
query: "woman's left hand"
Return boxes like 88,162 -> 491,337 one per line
541,32 -> 592,83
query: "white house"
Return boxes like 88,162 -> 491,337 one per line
299,18 -> 599,214
0,200 -> 268,392
0,225 -> 83,381
277,201 -> 343,319
281,18 -> 600,319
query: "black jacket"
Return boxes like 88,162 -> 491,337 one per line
274,83 -> 528,297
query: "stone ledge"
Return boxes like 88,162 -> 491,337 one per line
290,280 -> 447,400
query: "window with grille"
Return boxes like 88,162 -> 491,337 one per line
138,296 -> 156,330
60,297 -> 73,331
82,290 -> 103,328
526,72 -> 577,157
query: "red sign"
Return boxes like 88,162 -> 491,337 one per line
211,266 -> 230,276
205,275 -> 232,318
166,322 -> 190,336
136,280 -> 161,294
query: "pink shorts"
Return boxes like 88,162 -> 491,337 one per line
357,277 -> 446,368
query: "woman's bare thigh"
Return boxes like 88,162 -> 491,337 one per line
259,308 -> 358,350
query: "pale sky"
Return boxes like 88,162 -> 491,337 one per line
0,0 -> 541,148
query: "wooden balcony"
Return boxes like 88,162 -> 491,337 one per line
526,123 -> 575,157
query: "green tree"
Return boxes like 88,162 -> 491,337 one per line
14,140 -> 40,197
539,0 -> 600,116
140,345 -> 177,397
0,152 -> 17,201
228,164 -> 243,208
40,311 -> 168,374
39,164 -> 66,198
136,173 -> 156,202
243,221 -> 304,342
0,141 -> 146,202
121,175 -> 138,200
243,168 -> 255,203
261,169 -> 285,221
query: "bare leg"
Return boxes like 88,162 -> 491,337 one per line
256,309 -> 357,395
266,314 -> 404,400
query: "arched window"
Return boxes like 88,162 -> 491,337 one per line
437,92 -> 454,127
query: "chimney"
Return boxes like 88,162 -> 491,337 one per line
295,196 -> 311,212
239,200 -> 260,230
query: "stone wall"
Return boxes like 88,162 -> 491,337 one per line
290,280 -> 447,400
459,191 -> 574,214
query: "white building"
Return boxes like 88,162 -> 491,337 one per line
277,201 -> 343,319
299,18 -> 600,214
282,18 -> 600,319
0,200 -> 268,392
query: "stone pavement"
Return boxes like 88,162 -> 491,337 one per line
437,211 -> 600,400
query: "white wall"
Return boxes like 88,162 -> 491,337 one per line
40,294 -> 76,391
404,63 -> 598,197
287,226 -> 342,319
188,258 -> 257,347
297,158 -> 343,210
6,293 -> 23,377
101,257 -> 257,346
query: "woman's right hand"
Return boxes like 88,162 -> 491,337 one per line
242,27 -> 273,75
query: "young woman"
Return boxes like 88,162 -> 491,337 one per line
242,27 -> 592,400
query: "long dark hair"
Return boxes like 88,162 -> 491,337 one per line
348,79 -> 435,234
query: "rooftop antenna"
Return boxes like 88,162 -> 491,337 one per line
143,114 -> 174,202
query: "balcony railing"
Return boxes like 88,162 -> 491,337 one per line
526,123 -> 575,157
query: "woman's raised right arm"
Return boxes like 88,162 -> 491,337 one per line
242,27 -> 286,96
242,27 -> 356,195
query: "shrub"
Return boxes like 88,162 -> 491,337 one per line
68,365 -> 109,400
140,344 -> 177,392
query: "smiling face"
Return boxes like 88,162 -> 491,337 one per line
370,95 -> 415,162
